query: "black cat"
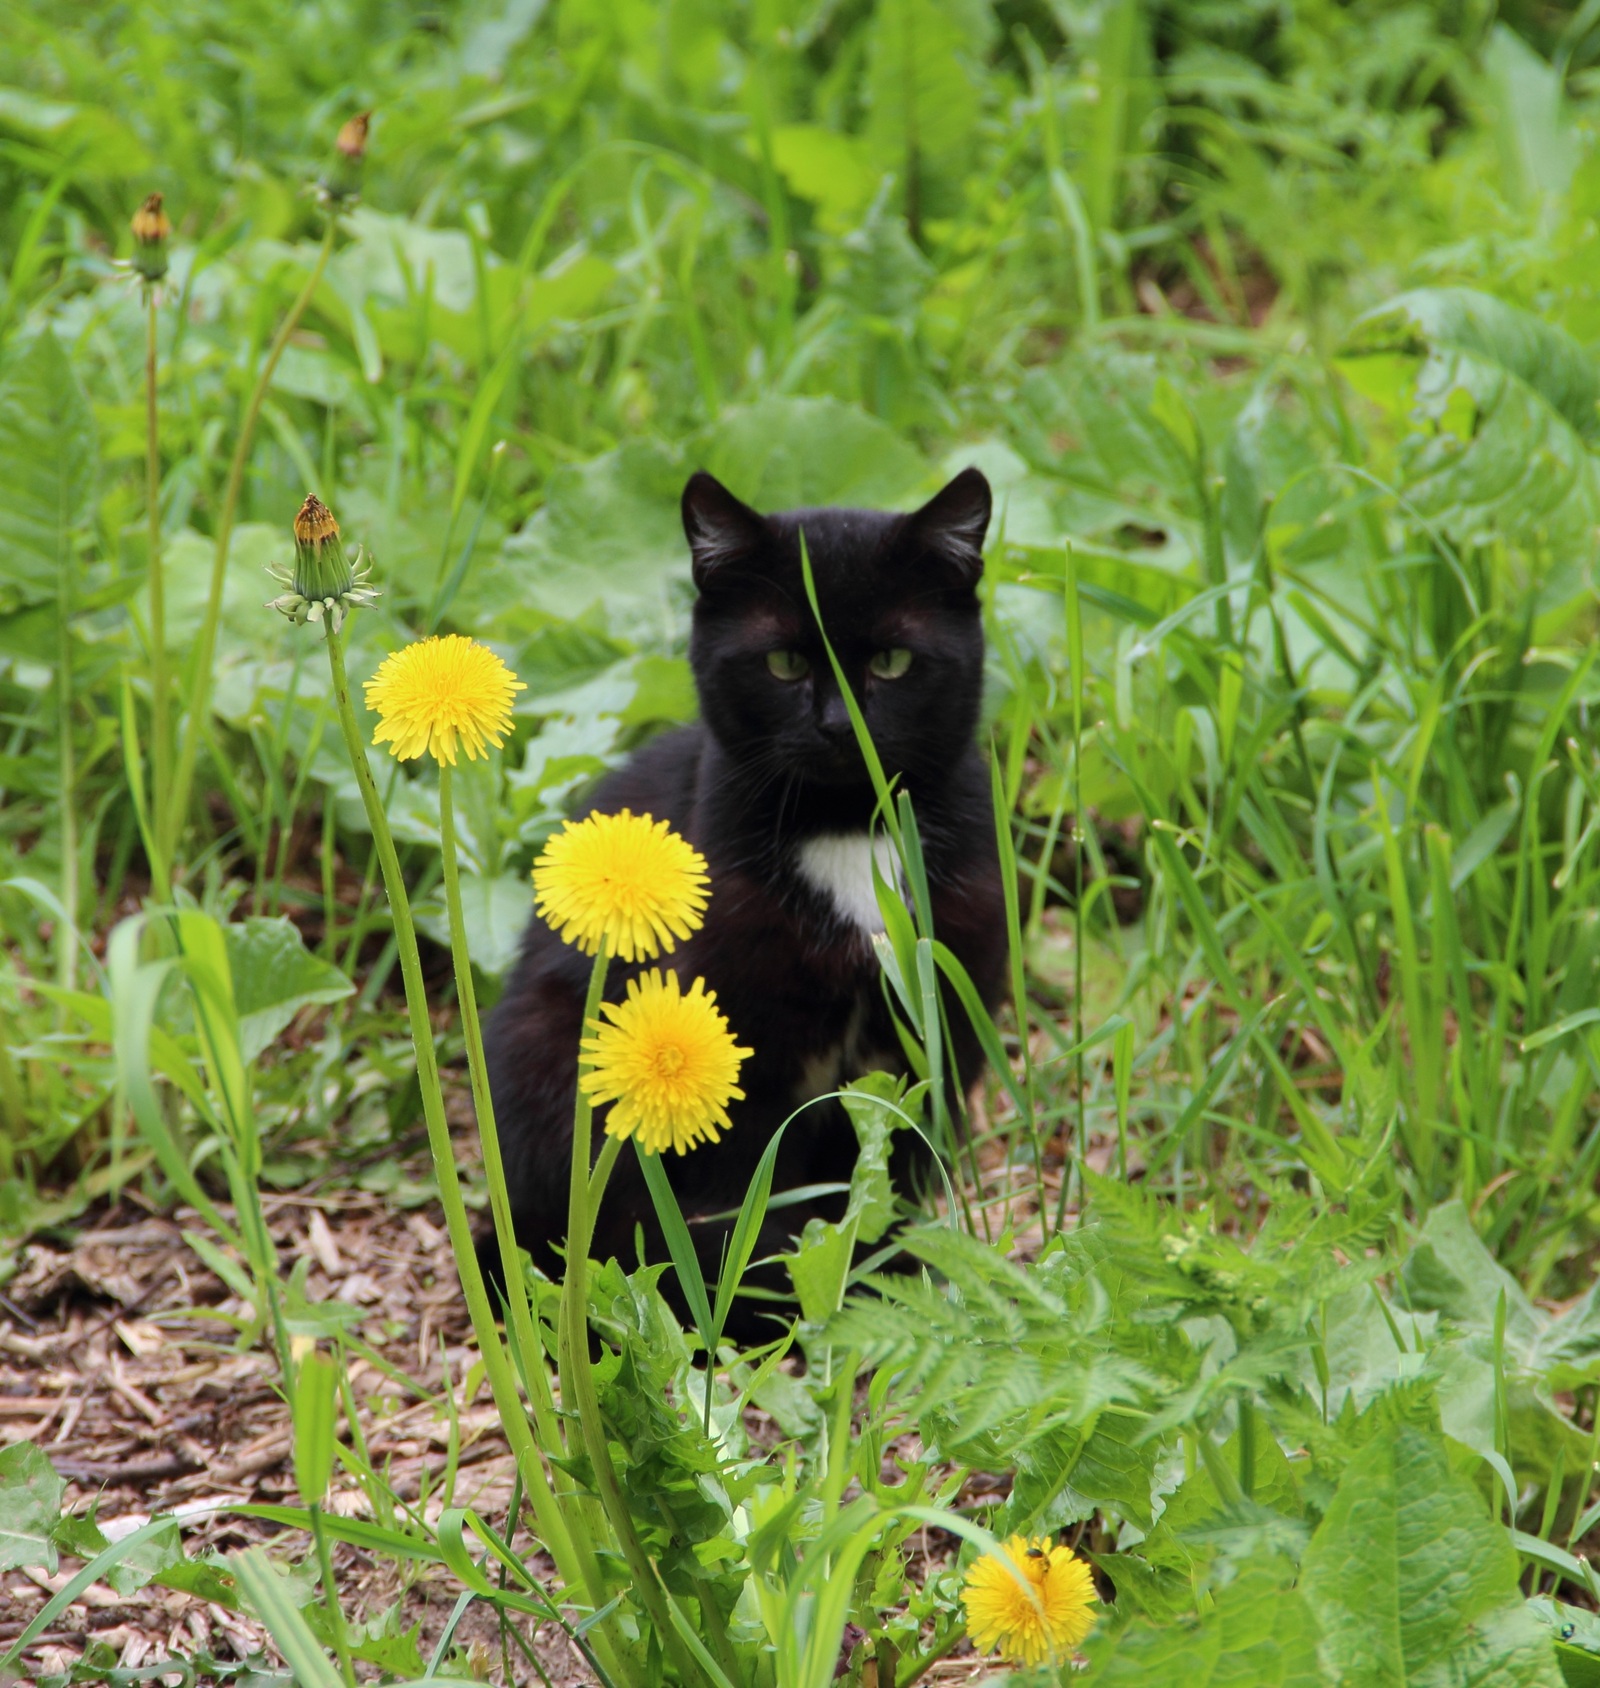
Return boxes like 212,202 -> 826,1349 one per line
482,467 -> 1007,1336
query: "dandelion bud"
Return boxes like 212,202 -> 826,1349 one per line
293,494 -> 352,596
320,111 -> 371,205
267,494 -> 380,632
130,193 -> 170,284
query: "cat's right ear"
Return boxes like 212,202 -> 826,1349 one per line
682,472 -> 766,589
903,467 -> 991,587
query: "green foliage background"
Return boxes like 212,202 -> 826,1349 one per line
8,1 -> 1600,1684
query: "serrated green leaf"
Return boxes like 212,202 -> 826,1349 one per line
0,1442 -> 65,1573
863,0 -> 989,220
783,1072 -> 914,1319
1342,287 -> 1600,563
102,1518 -> 186,1596
1083,1555 -> 1323,1685
0,330 -> 96,614
1299,1423 -> 1563,1687
1006,1411 -> 1159,1534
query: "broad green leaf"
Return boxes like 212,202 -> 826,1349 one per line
785,1209 -> 860,1324
1403,1202 -> 1538,1339
0,1442 -> 65,1573
161,524 -> 288,655
1014,346 -> 1204,545
1342,288 -> 1600,563
782,1073 -> 914,1319
1348,289 -> 1600,441
0,1516 -> 190,1670
305,1599 -> 426,1677
700,396 -> 929,512
1083,1556 -> 1323,1685
837,1070 -> 907,1247
1483,26 -> 1578,203
101,1518 -> 186,1596
1397,1217 -> 1593,1487
769,124 -> 880,232
1528,1599 -> 1600,1688
1298,1423 -> 1563,1687
498,438 -> 687,628
1156,1426 -> 1305,1538
0,88 -> 149,179
222,917 -> 355,1064
413,870 -> 534,979
1005,1411 -> 1159,1534
0,330 -> 96,612
623,654 -> 697,727
517,247 -> 616,336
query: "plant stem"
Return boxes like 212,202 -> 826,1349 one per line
437,765 -> 568,1459
561,947 -> 706,1687
309,1503 -> 357,1688
56,534 -> 77,998
320,624 -> 608,1630
144,285 -> 172,900
169,220 -> 337,867
1055,542 -> 1086,1235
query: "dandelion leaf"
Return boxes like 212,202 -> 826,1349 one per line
1083,1555 -> 1323,1685
0,1442 -> 66,1573
700,396 -> 928,512
1341,287 -> 1600,571
0,330 -> 96,615
1298,1422 -> 1563,1687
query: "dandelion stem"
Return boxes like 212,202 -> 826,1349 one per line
437,763 -> 566,1457
587,1131 -> 622,1210
561,946 -> 707,1686
144,284 -> 171,899
320,623 -> 608,1632
169,218 -> 338,868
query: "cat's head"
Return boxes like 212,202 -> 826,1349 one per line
681,468 -> 991,798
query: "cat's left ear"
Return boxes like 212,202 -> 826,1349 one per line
903,467 -> 991,587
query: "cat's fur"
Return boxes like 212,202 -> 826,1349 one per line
482,467 -> 1007,1334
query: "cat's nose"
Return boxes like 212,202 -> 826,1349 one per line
815,695 -> 854,743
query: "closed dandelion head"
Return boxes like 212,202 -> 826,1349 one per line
533,810 -> 709,963
130,192 -> 171,285
962,1536 -> 1097,1667
266,494 -> 380,631
320,110 -> 371,205
364,635 -> 524,766
579,970 -> 751,1155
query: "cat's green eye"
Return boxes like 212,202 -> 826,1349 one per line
766,649 -> 810,681
868,648 -> 913,680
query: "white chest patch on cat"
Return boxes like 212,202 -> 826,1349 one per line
796,832 -> 900,934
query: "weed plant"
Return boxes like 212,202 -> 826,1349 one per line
6,2 -> 1600,1685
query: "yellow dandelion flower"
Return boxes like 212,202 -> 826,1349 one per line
579,970 -> 751,1155
962,1536 -> 1097,1667
533,810 -> 709,962
364,636 -> 523,766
